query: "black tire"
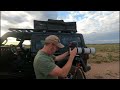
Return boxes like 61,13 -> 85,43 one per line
68,66 -> 86,79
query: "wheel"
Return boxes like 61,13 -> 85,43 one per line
67,66 -> 86,79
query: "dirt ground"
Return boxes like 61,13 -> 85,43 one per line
85,61 -> 120,79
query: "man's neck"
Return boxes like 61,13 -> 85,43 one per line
41,47 -> 51,55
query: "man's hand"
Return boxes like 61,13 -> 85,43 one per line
69,47 -> 77,60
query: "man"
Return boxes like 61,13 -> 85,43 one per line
33,35 -> 77,79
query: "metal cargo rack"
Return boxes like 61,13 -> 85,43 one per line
8,19 -> 77,33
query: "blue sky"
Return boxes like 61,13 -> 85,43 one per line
1,11 -> 119,44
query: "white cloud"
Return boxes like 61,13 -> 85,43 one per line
26,11 -> 58,20
76,11 -> 119,34
58,11 -> 119,44
1,11 -> 58,36
1,11 -> 119,44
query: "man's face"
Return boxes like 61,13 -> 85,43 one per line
54,44 -> 59,51
50,43 -> 59,54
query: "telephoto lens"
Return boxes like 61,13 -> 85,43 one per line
77,47 -> 96,54
68,41 -> 96,55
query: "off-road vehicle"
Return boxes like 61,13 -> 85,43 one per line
0,19 -> 95,79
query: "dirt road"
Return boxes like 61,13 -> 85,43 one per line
85,61 -> 120,79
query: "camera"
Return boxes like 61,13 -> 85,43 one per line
68,41 -> 95,72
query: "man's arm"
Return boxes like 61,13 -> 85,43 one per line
54,51 -> 69,61
49,48 -> 77,78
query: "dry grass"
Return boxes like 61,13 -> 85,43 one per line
86,44 -> 119,63
24,44 -> 119,63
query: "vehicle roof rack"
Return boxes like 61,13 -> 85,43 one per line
9,28 -> 34,32
34,19 -> 77,32
8,28 -> 76,34
8,19 -> 77,33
